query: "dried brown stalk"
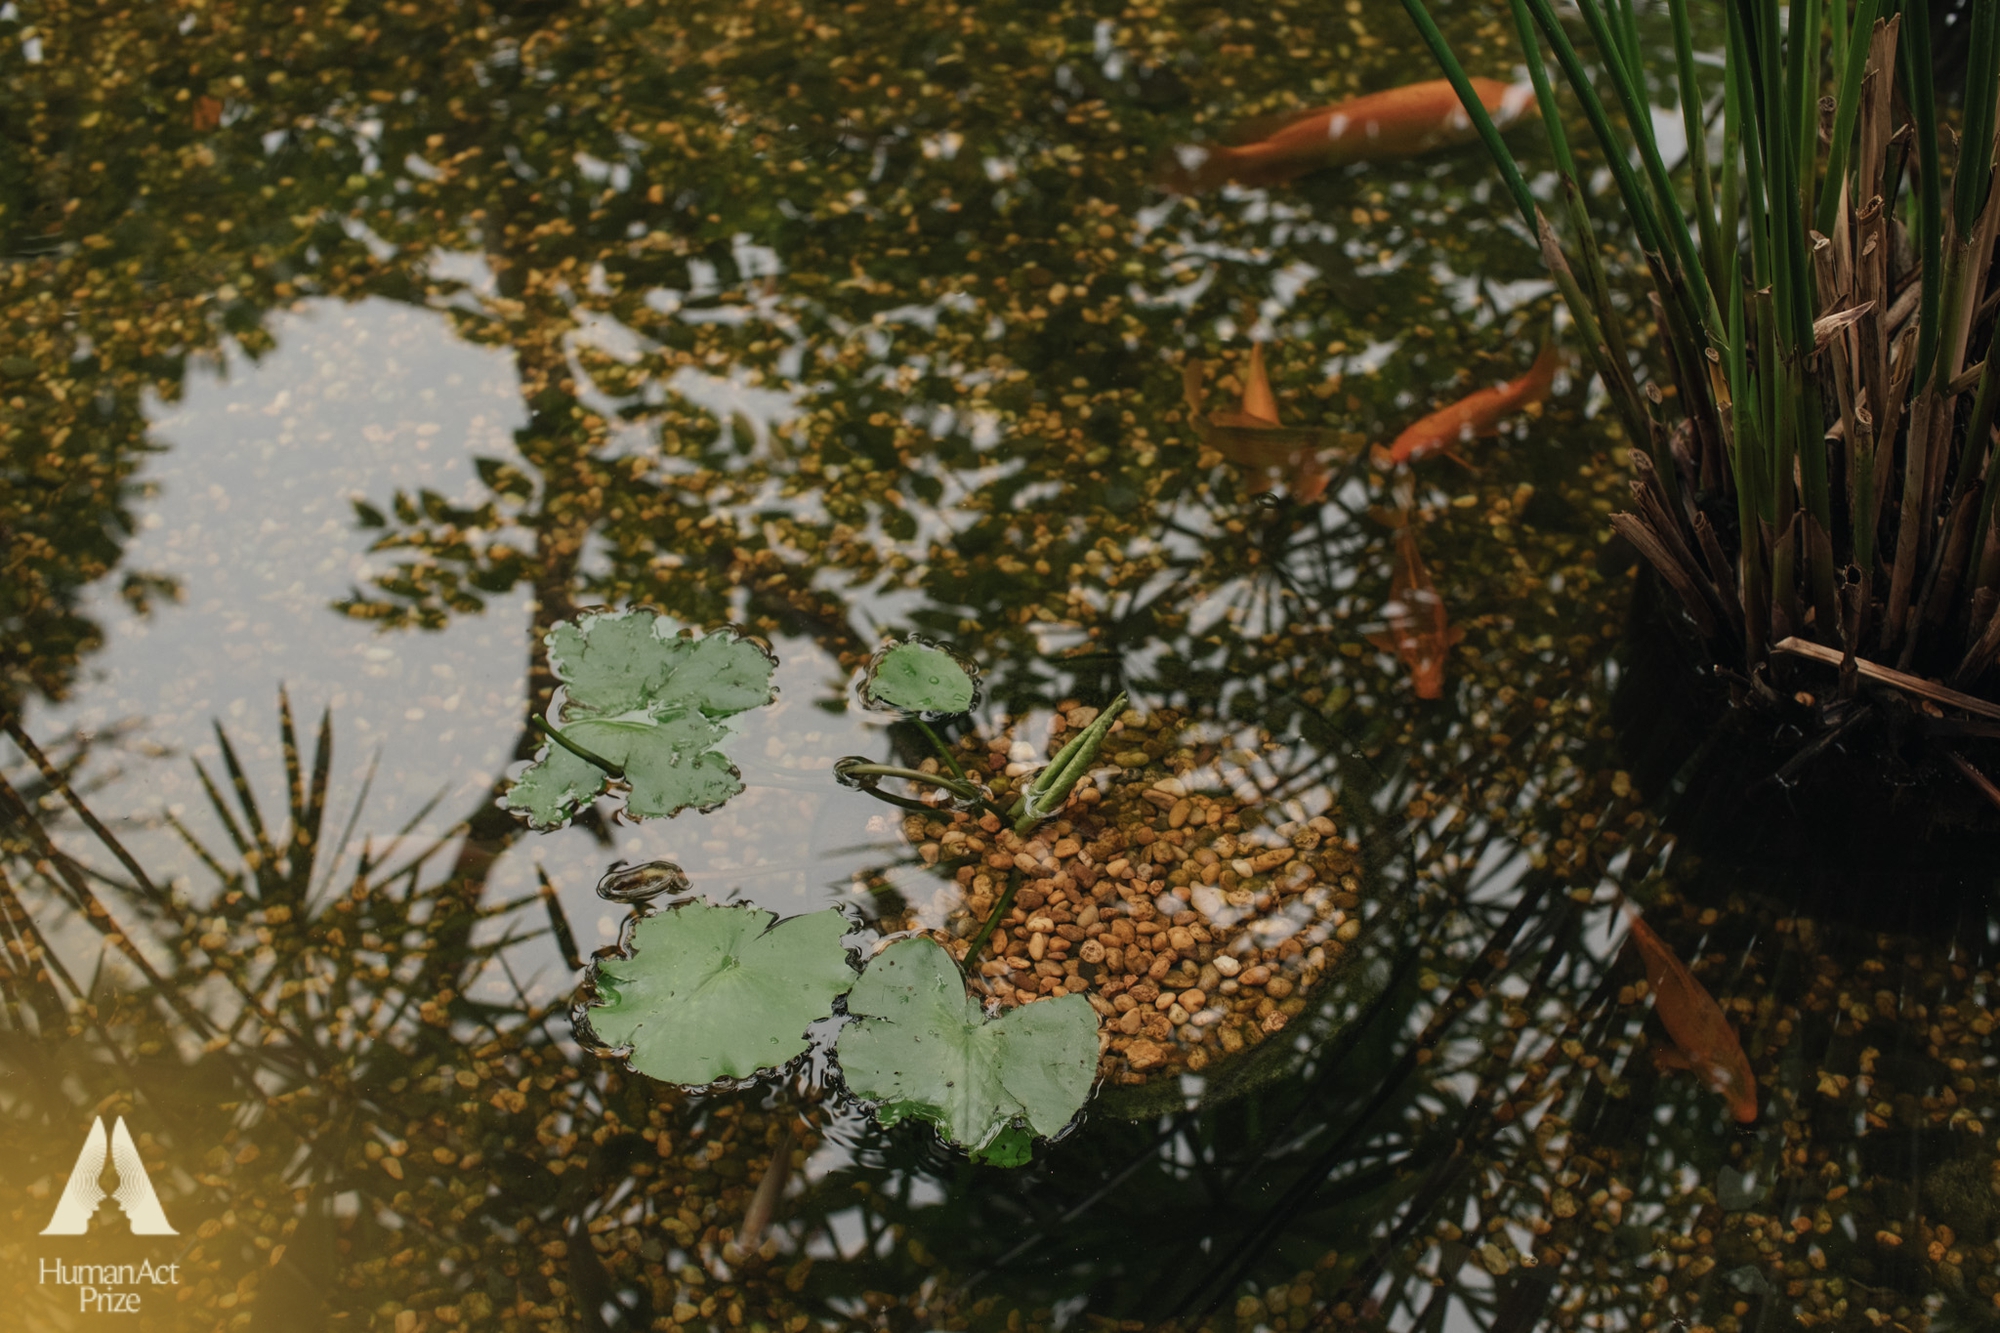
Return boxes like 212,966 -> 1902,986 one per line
1774,635 -> 2000,720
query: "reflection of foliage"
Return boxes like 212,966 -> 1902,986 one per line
0,708 -> 834,1328
8,0 -> 1993,1326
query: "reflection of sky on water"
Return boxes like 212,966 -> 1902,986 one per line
12,296 -> 930,997
23,297 -> 533,868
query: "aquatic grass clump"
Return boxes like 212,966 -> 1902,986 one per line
1403,0 -> 2000,776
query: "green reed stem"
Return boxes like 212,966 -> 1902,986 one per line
1500,0 -> 1648,443
1789,0 -> 1822,222
1903,0 -> 1944,387
1814,0 -> 1883,238
1396,0 -> 1539,230
1565,0 -> 1720,339
1958,1 -> 2000,236
1667,0 -> 1721,288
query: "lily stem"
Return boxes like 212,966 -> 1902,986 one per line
530,715 -> 624,779
913,718 -> 970,783
840,762 -> 1009,821
959,867 -> 1019,979
853,785 -> 949,817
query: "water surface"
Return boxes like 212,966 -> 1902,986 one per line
2,1 -> 1995,1331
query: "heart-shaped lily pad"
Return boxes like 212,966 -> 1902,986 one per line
862,638 -> 979,715
504,611 -> 777,829
836,936 -> 1098,1165
585,901 -> 856,1086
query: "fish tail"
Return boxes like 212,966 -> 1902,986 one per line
1525,341 -> 1561,400
1365,503 -> 1406,530
1368,443 -> 1398,472
1292,454 -> 1330,504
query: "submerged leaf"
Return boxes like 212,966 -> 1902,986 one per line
836,937 -> 1098,1164
862,638 -> 978,715
503,611 -> 777,829
586,901 -> 856,1086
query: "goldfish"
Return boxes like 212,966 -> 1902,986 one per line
1625,911 -> 1759,1124
1372,342 -> 1560,469
1160,78 -> 1534,193
1364,509 -> 1462,699
1183,343 -> 1353,502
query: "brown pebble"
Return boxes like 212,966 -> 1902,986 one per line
1126,1039 -> 1166,1071
1168,798 -> 1191,828
1261,1010 -> 1288,1033
1179,988 -> 1206,1011
1240,964 -> 1272,987
1167,926 -> 1195,952
1028,934 -> 1047,961
1079,940 -> 1106,964
1265,976 -> 1295,999
1117,1010 -> 1144,1035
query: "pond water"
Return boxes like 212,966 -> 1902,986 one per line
2,1 -> 1996,1331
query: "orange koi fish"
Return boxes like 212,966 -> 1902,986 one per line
1161,78 -> 1533,193
1184,343 -> 1352,502
1364,510 -> 1461,699
1372,343 -> 1559,470
1625,911 -> 1759,1124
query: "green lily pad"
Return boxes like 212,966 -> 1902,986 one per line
585,901 -> 856,1086
862,638 -> 978,715
503,611 -> 777,829
836,937 -> 1099,1165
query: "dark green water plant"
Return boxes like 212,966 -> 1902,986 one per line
1403,0 -> 2000,767
548,632 -> 1120,1165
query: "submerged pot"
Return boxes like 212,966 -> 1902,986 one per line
1614,572 -> 2000,932
873,704 -> 1390,1110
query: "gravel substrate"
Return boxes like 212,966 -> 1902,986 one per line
896,703 -> 1366,1084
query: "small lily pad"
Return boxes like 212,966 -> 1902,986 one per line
862,638 -> 978,715
504,611 -> 777,829
584,901 -> 856,1086
836,937 -> 1098,1165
